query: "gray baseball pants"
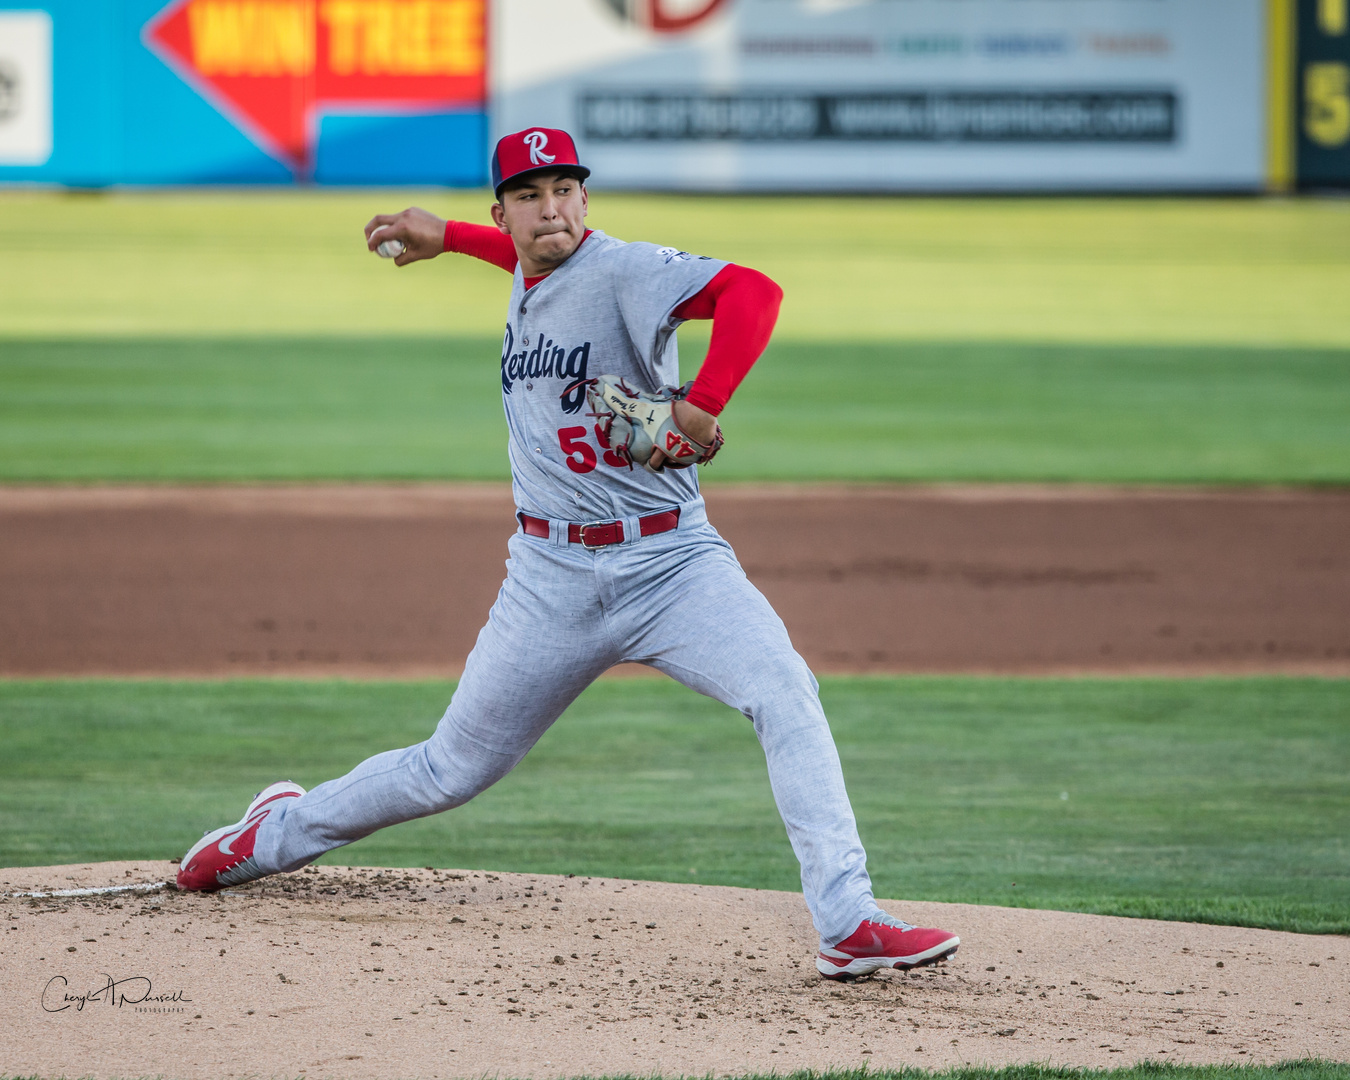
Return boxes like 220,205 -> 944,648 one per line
253,502 -> 880,946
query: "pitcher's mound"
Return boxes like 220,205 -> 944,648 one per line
2,862 -> 1344,1078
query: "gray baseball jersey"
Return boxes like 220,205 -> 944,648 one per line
500,229 -> 726,523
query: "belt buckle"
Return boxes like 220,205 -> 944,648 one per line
579,519 -> 621,550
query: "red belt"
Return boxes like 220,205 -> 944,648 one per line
518,508 -> 681,549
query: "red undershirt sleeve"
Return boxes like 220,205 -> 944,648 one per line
442,220 -> 519,274
673,264 -> 783,416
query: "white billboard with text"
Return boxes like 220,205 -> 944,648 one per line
494,0 -> 1264,191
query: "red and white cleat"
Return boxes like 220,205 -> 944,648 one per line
817,913 -> 960,980
176,781 -> 305,892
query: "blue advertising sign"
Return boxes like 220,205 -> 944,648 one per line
0,0 -> 488,185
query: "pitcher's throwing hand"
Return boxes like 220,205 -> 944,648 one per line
363,206 -> 446,266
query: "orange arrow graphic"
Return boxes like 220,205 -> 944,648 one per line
144,0 -> 485,173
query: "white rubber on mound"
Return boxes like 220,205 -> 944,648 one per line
3,880 -> 168,899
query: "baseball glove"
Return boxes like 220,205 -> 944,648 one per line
586,375 -> 724,473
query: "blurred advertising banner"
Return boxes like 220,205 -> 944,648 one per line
0,0 -> 486,184
493,0 -> 1267,191
0,10 -> 52,166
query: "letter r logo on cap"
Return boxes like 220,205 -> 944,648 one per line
524,131 -> 556,165
492,127 -> 588,197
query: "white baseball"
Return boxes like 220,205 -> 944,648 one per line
376,238 -> 405,258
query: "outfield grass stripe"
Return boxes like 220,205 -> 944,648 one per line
2,339 -> 1347,482
4,194 -> 1350,346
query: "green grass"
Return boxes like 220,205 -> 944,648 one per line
3,191 -> 1350,483
3,192 -> 1350,345
0,337 -> 507,480
2,677 -> 1346,936
3,338 -> 1347,482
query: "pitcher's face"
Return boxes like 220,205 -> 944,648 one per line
491,173 -> 589,272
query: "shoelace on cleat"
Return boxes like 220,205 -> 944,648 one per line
866,912 -> 916,932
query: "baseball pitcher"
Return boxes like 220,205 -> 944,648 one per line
177,128 -> 960,981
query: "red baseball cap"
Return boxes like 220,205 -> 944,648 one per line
491,128 -> 590,198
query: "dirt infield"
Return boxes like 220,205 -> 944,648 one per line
2,861 -> 1345,1078
1,483 -> 1347,678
